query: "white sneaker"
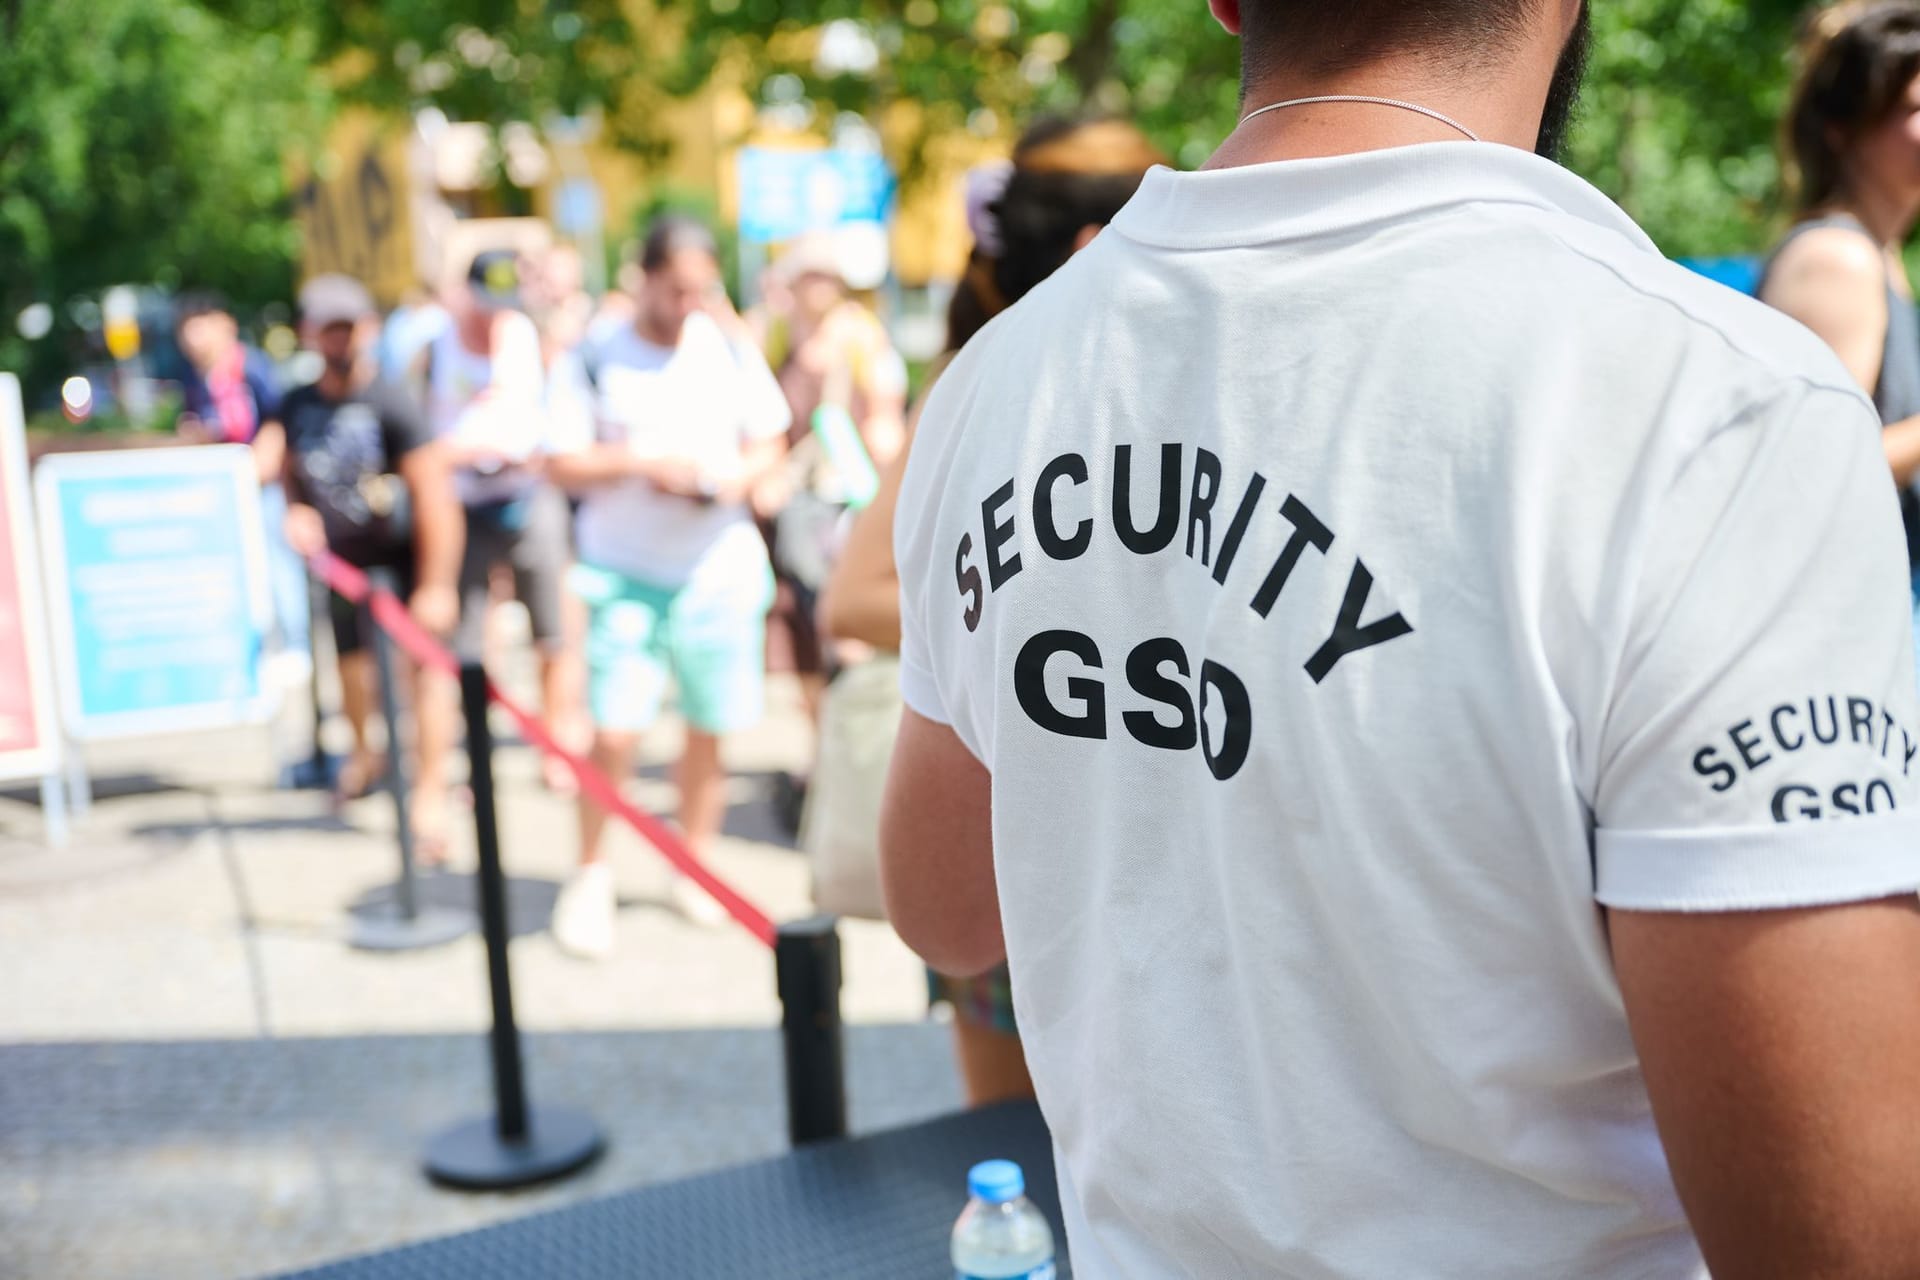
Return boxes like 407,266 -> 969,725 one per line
551,862 -> 616,959
670,874 -> 730,930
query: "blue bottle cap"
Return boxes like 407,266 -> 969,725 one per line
968,1159 -> 1025,1205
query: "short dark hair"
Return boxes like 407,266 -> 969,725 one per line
173,290 -> 231,331
639,215 -> 719,273
1239,1 -> 1539,82
1785,2 -> 1920,213
989,117 -> 1167,308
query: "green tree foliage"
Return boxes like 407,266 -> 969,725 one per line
664,1 -> 1241,174
296,0 -> 637,129
0,0 -> 326,392
1567,0 -> 1811,255
0,0 -> 1859,405
0,0 -> 638,400
669,0 -> 1825,254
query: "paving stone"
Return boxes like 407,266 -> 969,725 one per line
0,677 -> 965,1279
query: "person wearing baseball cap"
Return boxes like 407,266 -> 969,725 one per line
420,249 -> 582,798
465,249 -> 525,312
282,275 -> 464,847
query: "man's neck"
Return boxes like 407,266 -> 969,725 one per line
1204,57 -> 1549,170
201,341 -> 243,382
456,314 -> 493,357
634,312 -> 679,348
316,363 -> 368,401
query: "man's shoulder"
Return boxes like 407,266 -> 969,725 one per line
278,380 -> 334,422
906,309 -> 1022,437
594,320 -> 684,371
1500,206 -> 1864,404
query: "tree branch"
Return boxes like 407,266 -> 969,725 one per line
1063,0 -> 1123,98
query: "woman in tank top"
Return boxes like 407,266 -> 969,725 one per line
1763,2 -> 1920,652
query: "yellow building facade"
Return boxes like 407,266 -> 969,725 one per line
295,78 -> 1004,306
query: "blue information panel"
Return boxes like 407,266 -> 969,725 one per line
736,147 -> 895,244
35,446 -> 273,740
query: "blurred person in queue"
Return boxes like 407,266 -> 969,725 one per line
175,290 -> 286,473
423,250 -> 582,798
376,278 -> 451,381
1762,1 -> 1920,667
823,121 -> 1165,1107
546,217 -> 791,956
522,243 -> 596,364
753,235 -> 909,826
281,276 -> 464,831
175,291 -> 309,668
522,243 -> 601,494
880,1 -> 1920,1276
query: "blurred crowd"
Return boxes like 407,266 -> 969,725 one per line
151,0 -> 1920,1117
170,219 -> 911,901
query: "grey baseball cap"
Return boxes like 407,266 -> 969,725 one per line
299,274 -> 376,328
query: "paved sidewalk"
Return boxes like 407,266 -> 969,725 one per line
0,673 -> 961,1280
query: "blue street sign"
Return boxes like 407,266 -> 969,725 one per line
737,147 -> 895,244
35,446 -> 275,740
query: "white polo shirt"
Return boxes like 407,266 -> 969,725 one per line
895,143 -> 1920,1278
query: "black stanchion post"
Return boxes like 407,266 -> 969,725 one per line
465,659 -> 526,1138
308,572 -> 328,780
423,662 -> 603,1190
348,569 -> 474,952
284,571 -> 333,790
372,599 -> 419,921
777,916 -> 848,1146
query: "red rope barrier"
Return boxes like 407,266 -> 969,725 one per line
312,550 -> 780,949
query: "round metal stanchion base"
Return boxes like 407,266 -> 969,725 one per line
348,901 -> 477,952
424,1106 -> 605,1191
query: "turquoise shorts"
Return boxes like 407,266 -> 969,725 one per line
571,561 -> 775,736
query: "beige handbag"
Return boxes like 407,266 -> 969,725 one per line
801,655 -> 905,921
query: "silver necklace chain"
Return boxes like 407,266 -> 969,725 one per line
1239,94 -> 1481,143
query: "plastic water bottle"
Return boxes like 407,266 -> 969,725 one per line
951,1160 -> 1057,1280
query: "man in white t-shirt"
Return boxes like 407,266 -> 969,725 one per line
881,3 -> 1920,1277
425,250 -> 581,804
547,217 -> 791,955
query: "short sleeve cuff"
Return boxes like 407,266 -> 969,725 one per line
1596,815 -> 1920,912
898,653 -> 952,727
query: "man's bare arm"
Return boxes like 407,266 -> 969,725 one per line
721,435 -> 786,505
546,447 -> 711,496
1613,897 -> 1920,1279
879,709 -> 1002,976
252,420 -> 286,486
821,441 -> 910,651
398,442 -> 464,594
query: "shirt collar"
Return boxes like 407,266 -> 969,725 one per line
1110,142 -> 1659,257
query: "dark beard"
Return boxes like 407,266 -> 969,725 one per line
1536,2 -> 1592,161
323,353 -> 356,380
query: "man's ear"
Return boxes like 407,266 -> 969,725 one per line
1209,0 -> 1242,35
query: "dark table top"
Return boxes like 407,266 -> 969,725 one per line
279,1102 -> 1069,1279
